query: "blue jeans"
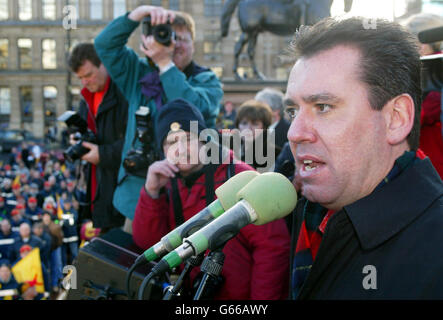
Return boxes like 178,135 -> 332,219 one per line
62,242 -> 79,267
50,247 -> 63,288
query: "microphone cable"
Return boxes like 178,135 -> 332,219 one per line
138,259 -> 170,300
126,255 -> 146,299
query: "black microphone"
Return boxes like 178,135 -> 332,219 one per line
418,25 -> 443,44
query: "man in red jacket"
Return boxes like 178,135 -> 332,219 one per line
132,99 -> 290,300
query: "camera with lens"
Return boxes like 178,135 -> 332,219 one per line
123,106 -> 159,178
58,111 -> 97,163
142,16 -> 176,46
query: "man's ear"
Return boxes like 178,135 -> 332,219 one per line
383,94 -> 415,146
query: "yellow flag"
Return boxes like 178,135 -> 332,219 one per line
12,174 -> 21,188
11,248 -> 45,294
56,195 -> 63,219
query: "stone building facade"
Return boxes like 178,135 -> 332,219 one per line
0,0 -> 293,138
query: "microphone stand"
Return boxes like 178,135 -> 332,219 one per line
163,253 -> 204,300
193,247 -> 225,301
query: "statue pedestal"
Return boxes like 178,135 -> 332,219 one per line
222,79 -> 287,106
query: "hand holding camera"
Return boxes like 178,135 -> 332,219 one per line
58,111 -> 97,163
129,6 -> 177,69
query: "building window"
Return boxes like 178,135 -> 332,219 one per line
211,67 -> 223,79
42,0 -> 56,20
204,0 -> 223,17
18,0 -> 32,21
0,39 -> 8,69
0,87 -> 11,116
113,0 -> 126,18
44,86 -> 57,125
0,0 -> 8,20
90,0 -> 103,20
169,0 -> 179,10
42,39 -> 56,69
18,38 -> 33,70
20,86 -> 33,123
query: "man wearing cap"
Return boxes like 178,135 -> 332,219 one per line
132,99 -> 290,299
37,181 -> 56,209
11,183 -> 21,198
65,180 -> 76,200
29,169 -> 43,190
26,197 -> 43,223
9,209 -> 31,234
15,203 -> 26,216
10,223 -> 42,264
18,244 -> 32,260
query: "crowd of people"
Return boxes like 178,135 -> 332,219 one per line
0,142 -> 99,300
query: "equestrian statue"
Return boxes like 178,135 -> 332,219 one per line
221,0 -> 353,80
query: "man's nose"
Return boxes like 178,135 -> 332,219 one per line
287,109 -> 317,145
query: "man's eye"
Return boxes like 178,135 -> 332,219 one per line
317,104 -> 332,113
285,108 -> 298,119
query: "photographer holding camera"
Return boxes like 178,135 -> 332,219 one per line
67,43 -> 128,233
94,6 -> 223,233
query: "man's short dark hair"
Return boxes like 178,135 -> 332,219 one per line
291,17 -> 422,150
68,43 -> 102,73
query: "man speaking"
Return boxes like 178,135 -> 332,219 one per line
285,17 -> 443,299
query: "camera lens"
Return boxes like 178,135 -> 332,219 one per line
63,141 -> 90,163
154,25 -> 174,46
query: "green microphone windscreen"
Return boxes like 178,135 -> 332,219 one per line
215,170 -> 259,210
236,172 -> 297,225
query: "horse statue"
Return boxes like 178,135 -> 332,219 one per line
221,0 -> 353,80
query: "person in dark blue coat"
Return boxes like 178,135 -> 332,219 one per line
10,222 -> 43,265
9,209 -> 31,234
0,260 -> 22,300
37,181 -> 56,209
0,220 -> 18,261
25,197 -> 43,224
